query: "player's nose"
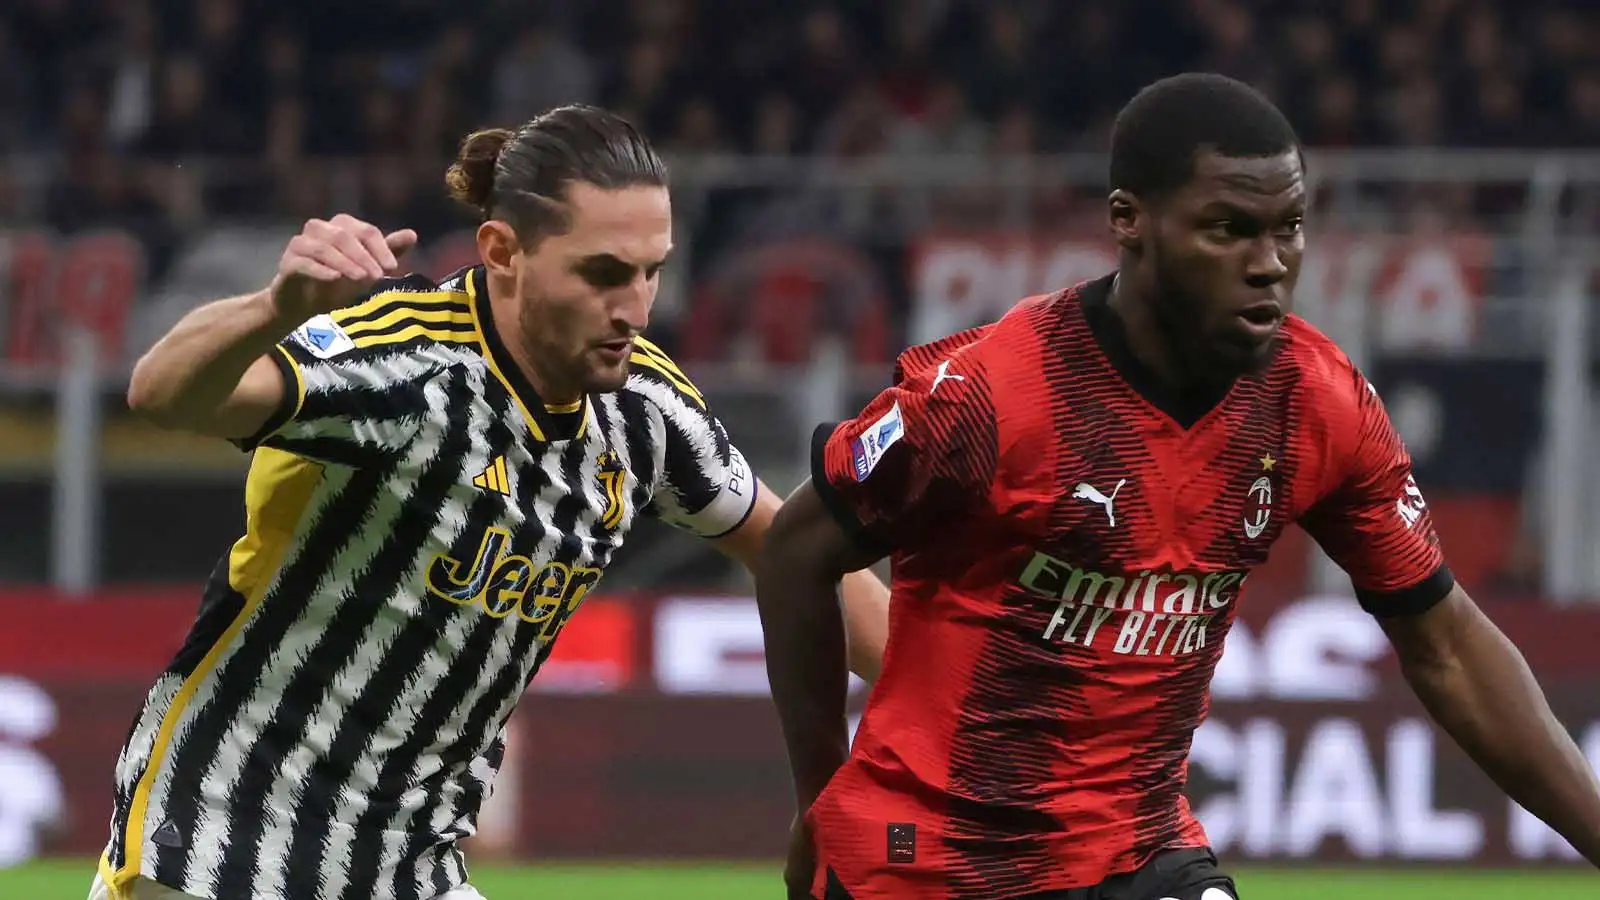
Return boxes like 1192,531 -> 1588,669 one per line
1243,238 -> 1289,287
610,281 -> 652,334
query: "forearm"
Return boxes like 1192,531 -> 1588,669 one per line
1402,615 -> 1600,862
127,290 -> 294,427
839,568 -> 889,684
756,554 -> 853,807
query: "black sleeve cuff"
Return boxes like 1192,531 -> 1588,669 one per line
1357,563 -> 1456,618
230,347 -> 300,453
809,422 -> 891,558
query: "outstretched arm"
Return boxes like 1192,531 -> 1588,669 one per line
127,215 -> 415,439
1382,585 -> 1600,863
752,480 -> 883,811
712,477 -> 888,683
1302,358 -> 1600,867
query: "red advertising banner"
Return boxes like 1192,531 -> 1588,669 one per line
908,232 -> 1494,352
4,589 -> 1599,865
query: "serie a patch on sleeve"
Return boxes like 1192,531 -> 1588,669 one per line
851,401 -> 905,482
289,314 -> 356,359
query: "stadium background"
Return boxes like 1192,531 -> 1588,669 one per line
3,0 -> 1600,896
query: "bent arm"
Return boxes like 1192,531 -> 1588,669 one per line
125,290 -> 295,440
713,478 -> 889,683
754,480 -> 882,809
1382,585 -> 1600,864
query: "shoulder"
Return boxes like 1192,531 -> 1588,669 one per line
1276,315 -> 1381,436
619,335 -> 710,414
284,270 -> 482,372
889,319 -> 1013,401
1278,316 -> 1369,399
892,323 -> 994,383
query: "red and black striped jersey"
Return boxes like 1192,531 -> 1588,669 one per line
808,273 -> 1451,899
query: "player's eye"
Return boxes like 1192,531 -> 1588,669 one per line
1276,218 -> 1305,239
644,261 -> 667,280
577,261 -> 637,289
1202,219 -> 1255,242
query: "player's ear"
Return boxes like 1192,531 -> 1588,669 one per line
1108,189 -> 1144,252
476,220 -> 522,277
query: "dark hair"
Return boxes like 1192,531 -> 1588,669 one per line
1109,73 -> 1300,200
445,104 -> 668,241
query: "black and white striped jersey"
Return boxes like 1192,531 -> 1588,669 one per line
100,265 -> 757,900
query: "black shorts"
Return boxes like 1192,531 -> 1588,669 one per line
824,847 -> 1237,900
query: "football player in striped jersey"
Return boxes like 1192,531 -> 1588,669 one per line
100,105 -> 888,900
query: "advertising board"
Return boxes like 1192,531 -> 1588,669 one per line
4,589 -> 1598,865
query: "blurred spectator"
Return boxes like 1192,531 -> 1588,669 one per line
990,106 -> 1040,158
1303,75 -> 1367,148
751,94 -> 803,157
887,80 -> 988,157
955,5 -> 1041,121
1191,1 -> 1278,94
603,38 -> 680,137
44,148 -> 164,237
1565,70 -> 1600,148
134,55 -> 249,159
491,22 -> 597,126
780,7 -> 865,129
103,2 -> 158,150
815,84 -> 892,159
0,0 -> 1596,220
668,96 -> 733,155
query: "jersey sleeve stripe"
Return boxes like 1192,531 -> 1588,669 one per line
1356,563 -> 1456,617
339,303 -> 472,339
108,462 -> 317,894
628,353 -> 705,407
632,337 -> 693,381
330,289 -> 465,327
809,422 -> 890,557
232,345 -> 306,453
344,321 -> 478,349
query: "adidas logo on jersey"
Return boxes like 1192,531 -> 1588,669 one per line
472,456 -> 512,496
151,819 -> 184,848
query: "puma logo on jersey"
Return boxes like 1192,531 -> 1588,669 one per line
930,359 -> 964,395
1073,478 -> 1126,528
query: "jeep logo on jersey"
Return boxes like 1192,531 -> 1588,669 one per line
1017,552 -> 1249,659
425,525 -> 603,641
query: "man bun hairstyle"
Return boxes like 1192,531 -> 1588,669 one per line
444,104 -> 668,243
445,127 -> 514,211
1109,72 -> 1301,200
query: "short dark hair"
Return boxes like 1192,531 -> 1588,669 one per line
445,104 -> 668,242
1109,73 -> 1300,200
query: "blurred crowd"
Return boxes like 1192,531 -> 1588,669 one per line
2,0 -> 1597,232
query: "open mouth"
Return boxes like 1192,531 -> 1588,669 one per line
1236,304 -> 1282,327
595,339 -> 634,361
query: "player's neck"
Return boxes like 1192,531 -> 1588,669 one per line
485,281 -> 584,407
1106,272 -> 1188,389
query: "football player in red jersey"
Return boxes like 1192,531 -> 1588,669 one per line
755,73 -> 1600,900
